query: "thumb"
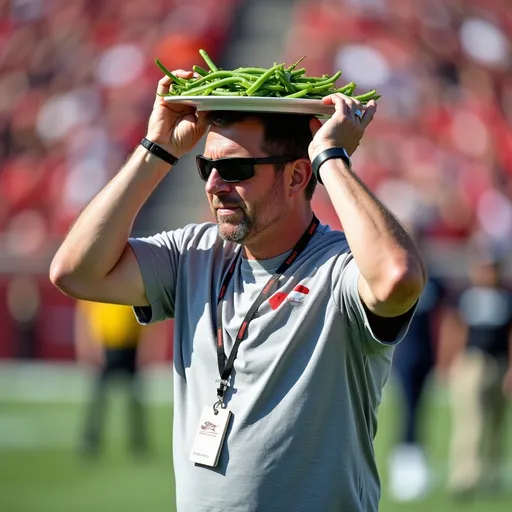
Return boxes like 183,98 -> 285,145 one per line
309,117 -> 323,138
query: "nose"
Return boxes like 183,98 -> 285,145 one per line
205,167 -> 233,195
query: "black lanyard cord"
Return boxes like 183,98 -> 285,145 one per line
215,215 -> 319,399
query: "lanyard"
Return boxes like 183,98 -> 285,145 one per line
213,215 -> 319,409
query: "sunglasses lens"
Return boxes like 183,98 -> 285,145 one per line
218,162 -> 253,182
196,157 -> 255,183
196,156 -> 211,181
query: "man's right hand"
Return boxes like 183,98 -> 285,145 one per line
146,71 -> 208,159
50,70 -> 208,307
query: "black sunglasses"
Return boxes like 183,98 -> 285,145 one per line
196,155 -> 298,183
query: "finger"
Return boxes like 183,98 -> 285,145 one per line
309,117 -> 323,137
173,69 -> 195,79
156,76 -> 173,96
350,98 -> 364,121
340,95 -> 360,122
360,100 -> 377,128
156,69 -> 196,95
340,94 -> 356,110
322,94 -> 351,117
195,110 -> 209,135
351,98 -> 363,110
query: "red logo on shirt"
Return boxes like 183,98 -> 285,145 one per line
269,285 -> 310,310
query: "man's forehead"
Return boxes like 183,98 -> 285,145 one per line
207,117 -> 263,136
204,118 -> 265,156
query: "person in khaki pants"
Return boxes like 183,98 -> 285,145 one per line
446,252 -> 512,497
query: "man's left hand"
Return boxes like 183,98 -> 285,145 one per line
309,94 -> 377,160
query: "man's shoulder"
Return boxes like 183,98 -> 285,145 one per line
169,222 -> 238,262
141,222 -> 221,250
310,224 -> 350,255
317,224 -> 347,241
130,221 -> 231,259
177,221 -> 220,247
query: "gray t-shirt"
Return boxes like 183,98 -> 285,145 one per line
128,222 -> 412,512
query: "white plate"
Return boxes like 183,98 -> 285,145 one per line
164,96 -> 335,118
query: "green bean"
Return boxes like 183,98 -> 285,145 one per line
290,68 -> 307,77
246,63 -> 285,96
276,68 -> 295,94
154,58 -> 187,87
353,89 -> 377,102
250,90 -> 276,97
307,83 -> 341,94
234,72 -> 259,82
294,71 -> 342,90
181,77 -> 252,96
235,67 -> 267,74
211,90 -> 243,96
259,84 -> 286,92
193,65 -> 209,76
333,83 -> 356,96
286,56 -> 306,72
181,70 -> 238,89
284,89 -> 309,98
199,49 -> 218,72
336,82 -> 356,94
293,75 -> 334,83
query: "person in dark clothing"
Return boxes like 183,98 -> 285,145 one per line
447,252 -> 512,497
388,273 -> 447,501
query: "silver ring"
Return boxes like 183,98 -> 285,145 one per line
354,109 -> 364,120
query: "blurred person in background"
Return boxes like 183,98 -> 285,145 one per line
6,275 -> 41,359
445,243 -> 512,498
49,62 -> 427,510
388,242 -> 449,501
75,300 -> 149,458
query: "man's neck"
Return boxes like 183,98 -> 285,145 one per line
242,207 -> 314,261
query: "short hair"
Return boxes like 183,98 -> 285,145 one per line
205,111 -> 317,200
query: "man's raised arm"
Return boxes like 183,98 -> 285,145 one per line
49,72 -> 207,305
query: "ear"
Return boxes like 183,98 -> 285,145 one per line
287,158 -> 312,197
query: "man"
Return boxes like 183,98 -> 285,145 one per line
50,70 -> 426,511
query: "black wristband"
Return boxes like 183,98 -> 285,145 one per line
311,148 -> 351,185
140,138 -> 179,166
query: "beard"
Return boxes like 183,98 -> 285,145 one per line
215,204 -> 253,244
212,175 -> 286,245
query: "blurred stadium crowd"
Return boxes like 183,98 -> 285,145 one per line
0,0 -> 240,263
285,0 -> 512,264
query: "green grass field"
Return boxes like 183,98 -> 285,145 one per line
0,364 -> 511,512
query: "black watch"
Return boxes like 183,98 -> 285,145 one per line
140,137 -> 179,166
311,148 -> 351,185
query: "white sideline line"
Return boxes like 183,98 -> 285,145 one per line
0,362 -> 174,404
0,415 -> 76,450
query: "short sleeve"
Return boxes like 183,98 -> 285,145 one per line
128,229 -> 185,324
332,254 -> 416,353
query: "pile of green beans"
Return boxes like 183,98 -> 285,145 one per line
155,50 -> 380,103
